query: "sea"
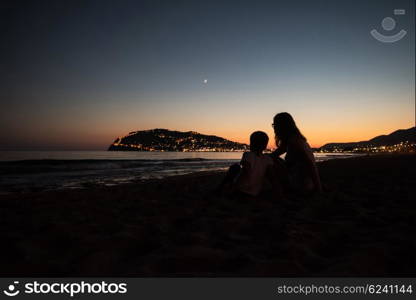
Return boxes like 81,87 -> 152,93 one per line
0,151 -> 360,194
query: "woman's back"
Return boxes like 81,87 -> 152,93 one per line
284,136 -> 317,191
285,136 -> 315,167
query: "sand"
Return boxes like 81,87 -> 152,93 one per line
0,154 -> 415,276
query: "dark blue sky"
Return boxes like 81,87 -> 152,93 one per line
1,0 -> 414,149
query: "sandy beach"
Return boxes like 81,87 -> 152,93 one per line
0,154 -> 414,277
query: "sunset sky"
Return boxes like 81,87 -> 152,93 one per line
1,0 -> 414,150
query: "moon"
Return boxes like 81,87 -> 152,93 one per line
203,79 -> 208,84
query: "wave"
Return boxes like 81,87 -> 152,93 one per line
1,157 -> 212,164
0,154 -> 359,175
0,153 -> 363,193
0,158 -> 235,175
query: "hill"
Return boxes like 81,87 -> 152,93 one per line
320,127 -> 415,152
108,129 -> 249,152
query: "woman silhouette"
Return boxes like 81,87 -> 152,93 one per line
271,112 -> 322,194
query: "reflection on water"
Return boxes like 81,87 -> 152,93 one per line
0,151 -> 244,161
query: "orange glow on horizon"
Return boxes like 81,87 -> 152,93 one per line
221,122 -> 415,149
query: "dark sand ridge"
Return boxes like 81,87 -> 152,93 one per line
0,154 -> 414,276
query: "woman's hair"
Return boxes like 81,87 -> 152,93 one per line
273,112 -> 306,147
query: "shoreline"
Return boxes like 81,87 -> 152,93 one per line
0,153 -> 368,195
0,153 -> 414,276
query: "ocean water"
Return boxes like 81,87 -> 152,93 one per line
0,151 -> 360,193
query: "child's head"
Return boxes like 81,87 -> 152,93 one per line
249,131 -> 269,152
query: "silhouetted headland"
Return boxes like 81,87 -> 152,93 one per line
108,129 -> 249,152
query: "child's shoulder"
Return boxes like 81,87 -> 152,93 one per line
242,151 -> 254,159
243,151 -> 272,161
262,153 -> 274,164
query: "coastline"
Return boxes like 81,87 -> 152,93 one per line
1,154 -> 414,276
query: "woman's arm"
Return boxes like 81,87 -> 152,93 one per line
271,141 -> 287,159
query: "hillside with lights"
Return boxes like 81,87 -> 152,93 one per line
108,129 -> 249,152
319,127 -> 416,153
